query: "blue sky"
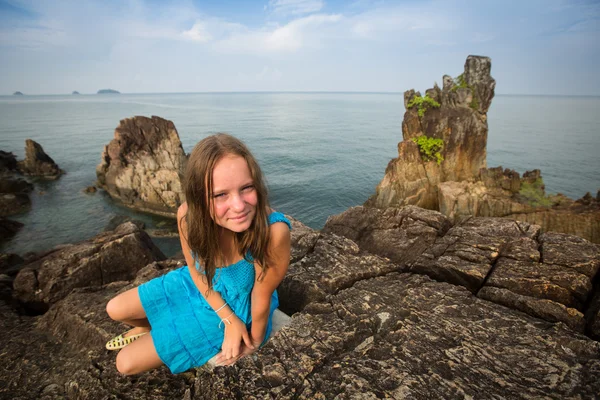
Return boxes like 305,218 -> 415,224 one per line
0,0 -> 598,95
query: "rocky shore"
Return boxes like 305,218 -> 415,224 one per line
1,56 -> 599,399
367,56 -> 600,244
1,206 -> 599,399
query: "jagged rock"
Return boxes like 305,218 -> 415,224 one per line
0,176 -> 33,217
322,205 -> 451,265
0,151 -> 18,172
17,139 -> 64,178
409,217 -> 539,292
2,211 -> 600,398
278,232 -> 398,315
0,253 -> 23,276
83,186 -> 97,194
193,273 -> 600,398
368,55 -> 496,210
0,218 -> 24,243
0,193 -> 31,217
12,222 -> 165,310
287,215 -> 319,263
96,116 -> 187,217
438,167 -> 600,243
103,215 -> 145,232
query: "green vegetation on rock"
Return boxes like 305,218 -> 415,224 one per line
407,95 -> 441,117
519,178 -> 553,207
411,135 -> 444,165
452,74 -> 479,111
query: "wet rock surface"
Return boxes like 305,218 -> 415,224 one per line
96,116 -> 187,217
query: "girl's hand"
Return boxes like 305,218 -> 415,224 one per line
215,337 -> 263,367
219,314 -> 254,362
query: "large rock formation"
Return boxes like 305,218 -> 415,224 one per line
12,222 -> 166,312
17,139 -> 64,179
367,56 -> 600,243
96,116 -> 187,217
367,55 -> 496,210
2,209 -> 600,398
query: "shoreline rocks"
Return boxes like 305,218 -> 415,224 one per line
1,207 -> 599,398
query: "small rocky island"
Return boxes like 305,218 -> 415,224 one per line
97,89 -> 120,94
0,56 -> 599,398
12,91 -> 23,95
72,91 -> 80,95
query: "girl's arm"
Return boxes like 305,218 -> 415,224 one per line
249,221 -> 291,344
177,203 -> 254,360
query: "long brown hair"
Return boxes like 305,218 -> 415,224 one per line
182,133 -> 271,291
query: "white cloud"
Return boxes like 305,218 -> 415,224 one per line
182,22 -> 212,42
208,13 -> 342,54
256,66 -> 283,81
268,0 -> 324,16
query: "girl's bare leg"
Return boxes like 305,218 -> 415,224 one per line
106,287 -> 151,336
116,333 -> 164,375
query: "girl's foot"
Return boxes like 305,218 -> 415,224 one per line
105,327 -> 150,350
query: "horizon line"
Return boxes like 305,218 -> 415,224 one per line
3,91 -> 600,97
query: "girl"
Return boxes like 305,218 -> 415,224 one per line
105,133 -> 291,375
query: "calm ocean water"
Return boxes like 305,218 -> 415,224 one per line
0,93 -> 599,257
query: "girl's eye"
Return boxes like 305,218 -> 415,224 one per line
242,185 -> 254,192
213,193 -> 226,199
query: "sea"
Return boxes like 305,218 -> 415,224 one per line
0,93 -> 599,257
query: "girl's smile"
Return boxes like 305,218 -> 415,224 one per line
211,154 -> 258,233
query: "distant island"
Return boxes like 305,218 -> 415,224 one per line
13,91 -> 23,95
97,89 -> 120,94
72,91 -> 80,95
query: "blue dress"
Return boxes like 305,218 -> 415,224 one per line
139,212 -> 291,374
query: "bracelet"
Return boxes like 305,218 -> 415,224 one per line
218,311 -> 235,329
215,302 -> 228,313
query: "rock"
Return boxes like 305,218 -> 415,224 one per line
323,205 -> 451,266
409,217 -> 538,292
0,252 -> 24,275
278,232 -> 400,315
368,55 -> 496,210
13,222 -> 165,310
72,91 -> 80,95
193,273 -> 600,398
103,215 -> 145,232
2,211 -> 600,398
0,150 -> 18,172
287,215 -> 319,263
438,171 -> 600,244
0,218 -> 24,243
13,91 -> 23,95
0,193 -> 31,217
83,186 -> 97,194
17,139 -> 64,178
0,176 -> 34,217
96,116 -> 187,217
0,176 -> 33,194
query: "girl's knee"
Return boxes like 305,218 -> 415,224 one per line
106,297 -> 122,321
115,351 -> 136,375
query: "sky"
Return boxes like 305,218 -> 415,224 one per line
0,0 -> 598,95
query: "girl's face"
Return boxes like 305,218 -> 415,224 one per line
210,154 -> 258,233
